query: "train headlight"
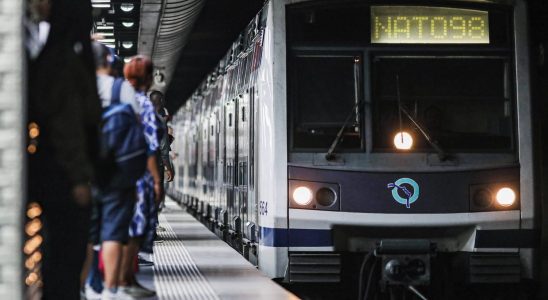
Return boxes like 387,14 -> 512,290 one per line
472,189 -> 493,209
289,180 -> 340,210
293,186 -> 313,206
496,187 -> 516,207
316,188 -> 337,207
394,131 -> 413,150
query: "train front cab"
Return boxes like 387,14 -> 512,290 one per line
278,0 -> 537,297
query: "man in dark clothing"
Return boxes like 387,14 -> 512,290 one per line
150,91 -> 174,183
26,0 -> 102,298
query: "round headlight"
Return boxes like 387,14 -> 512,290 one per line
473,189 -> 493,209
293,187 -> 313,206
316,188 -> 336,207
394,131 -> 413,150
496,187 -> 516,207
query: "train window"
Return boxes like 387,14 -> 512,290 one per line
289,53 -> 363,150
372,56 -> 513,152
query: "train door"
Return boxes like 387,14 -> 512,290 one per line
175,118 -> 186,195
206,111 -> 216,225
182,117 -> 192,205
189,123 -> 199,206
224,99 -> 237,241
214,108 -> 221,212
199,108 -> 209,217
215,102 -> 227,238
245,87 -> 259,265
236,91 -> 250,254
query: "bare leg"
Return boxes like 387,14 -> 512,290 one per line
119,237 -> 142,286
102,241 -> 123,289
80,243 -> 94,288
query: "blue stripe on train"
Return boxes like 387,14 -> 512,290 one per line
258,227 -> 540,249
259,227 -> 332,247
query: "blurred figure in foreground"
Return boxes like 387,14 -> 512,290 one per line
26,0 -> 101,298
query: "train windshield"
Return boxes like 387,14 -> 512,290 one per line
289,53 -> 363,150
372,57 -> 513,152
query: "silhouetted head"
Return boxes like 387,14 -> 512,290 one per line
91,41 -> 112,71
150,90 -> 164,111
123,55 -> 153,92
28,0 -> 51,22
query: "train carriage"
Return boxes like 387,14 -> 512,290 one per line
168,0 -> 539,298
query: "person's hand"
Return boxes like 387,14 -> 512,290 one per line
165,169 -> 174,182
72,184 -> 91,207
154,182 -> 164,206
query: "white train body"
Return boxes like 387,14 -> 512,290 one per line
169,0 -> 538,291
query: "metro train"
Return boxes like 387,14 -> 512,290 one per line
167,0 -> 539,298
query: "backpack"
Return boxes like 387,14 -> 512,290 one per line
99,78 -> 147,188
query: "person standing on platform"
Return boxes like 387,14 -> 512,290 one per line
82,41 -> 145,300
118,55 -> 162,298
150,91 -> 175,186
136,91 -> 174,265
26,0 -> 102,299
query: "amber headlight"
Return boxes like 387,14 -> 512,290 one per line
496,187 -> 516,207
289,180 -> 340,211
293,186 -> 313,206
394,131 -> 413,150
470,182 -> 519,212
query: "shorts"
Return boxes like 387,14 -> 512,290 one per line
99,187 -> 136,244
130,172 -> 156,239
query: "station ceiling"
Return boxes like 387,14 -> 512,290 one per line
92,0 -> 264,113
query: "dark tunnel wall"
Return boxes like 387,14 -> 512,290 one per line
164,0 -> 265,114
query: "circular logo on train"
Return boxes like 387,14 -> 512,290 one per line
387,178 -> 420,209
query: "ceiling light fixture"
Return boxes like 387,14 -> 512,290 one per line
120,3 -> 134,12
122,41 -> 134,49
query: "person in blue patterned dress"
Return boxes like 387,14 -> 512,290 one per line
116,55 -> 163,299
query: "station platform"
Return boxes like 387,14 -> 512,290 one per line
138,199 -> 298,300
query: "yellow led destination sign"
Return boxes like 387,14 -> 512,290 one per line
371,6 -> 490,44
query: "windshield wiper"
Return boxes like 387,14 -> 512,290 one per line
325,56 -> 362,161
396,75 -> 448,161
325,100 -> 363,161
399,105 -> 448,161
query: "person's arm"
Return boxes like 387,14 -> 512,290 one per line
140,96 -> 163,203
147,154 -> 163,204
159,122 -> 174,181
47,51 -> 100,207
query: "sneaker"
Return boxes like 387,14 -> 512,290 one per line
156,226 -> 166,232
85,284 -> 102,300
138,252 -> 153,261
114,288 -> 135,300
119,284 -> 156,298
138,256 -> 154,266
101,288 -> 117,300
